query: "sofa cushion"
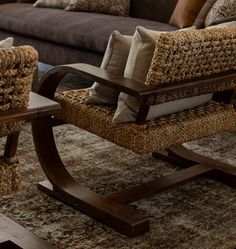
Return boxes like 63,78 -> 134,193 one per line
0,3 -> 177,54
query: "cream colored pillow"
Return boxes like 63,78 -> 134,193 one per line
33,0 -> 70,8
113,26 -> 212,124
205,20 -> 236,28
0,37 -> 14,49
86,31 -> 132,105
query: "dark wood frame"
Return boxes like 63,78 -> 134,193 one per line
32,63 -> 236,237
0,92 -> 61,161
0,214 -> 55,249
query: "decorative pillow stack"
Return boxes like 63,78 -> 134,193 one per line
170,0 -> 236,29
112,26 -> 214,124
87,26 -> 215,124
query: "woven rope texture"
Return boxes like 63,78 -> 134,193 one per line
0,46 -> 38,137
0,156 -> 21,195
146,28 -> 236,104
54,89 -> 236,154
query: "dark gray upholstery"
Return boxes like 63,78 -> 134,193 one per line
130,0 -> 178,23
0,30 -> 103,66
0,3 -> 177,54
0,1 -> 178,65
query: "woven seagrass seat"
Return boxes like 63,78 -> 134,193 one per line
55,89 -> 235,154
0,46 -> 38,196
32,28 -> 236,237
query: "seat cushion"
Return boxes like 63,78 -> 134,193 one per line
0,3 -> 177,54
54,89 -> 236,154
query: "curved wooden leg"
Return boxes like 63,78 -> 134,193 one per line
32,116 -> 150,238
153,144 -> 236,188
32,117 -> 218,237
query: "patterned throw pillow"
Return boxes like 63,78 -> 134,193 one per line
65,0 -> 130,17
33,0 -> 70,9
205,0 -> 236,27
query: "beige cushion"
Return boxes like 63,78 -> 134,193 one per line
33,0 -> 70,8
112,26 -> 213,124
194,0 -> 217,28
86,31 -> 132,105
65,0 -> 130,16
169,0 -> 207,28
205,20 -> 236,28
0,37 -> 13,49
205,0 -> 236,27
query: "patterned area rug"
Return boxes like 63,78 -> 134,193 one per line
0,123 -> 236,249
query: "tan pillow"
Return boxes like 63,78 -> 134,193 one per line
86,31 -> 132,105
194,0 -> 217,28
112,26 -> 213,124
65,0 -> 130,16
33,0 -> 70,8
169,0 -> 207,28
0,37 -> 14,49
205,0 -> 236,27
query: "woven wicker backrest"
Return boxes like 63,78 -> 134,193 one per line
0,46 -> 38,137
145,28 -> 236,103
0,46 -> 38,111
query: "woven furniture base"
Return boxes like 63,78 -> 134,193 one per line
54,89 -> 236,154
0,157 -> 21,196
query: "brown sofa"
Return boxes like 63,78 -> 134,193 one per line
0,0 -> 178,66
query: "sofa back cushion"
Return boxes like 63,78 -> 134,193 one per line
129,0 -> 178,23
